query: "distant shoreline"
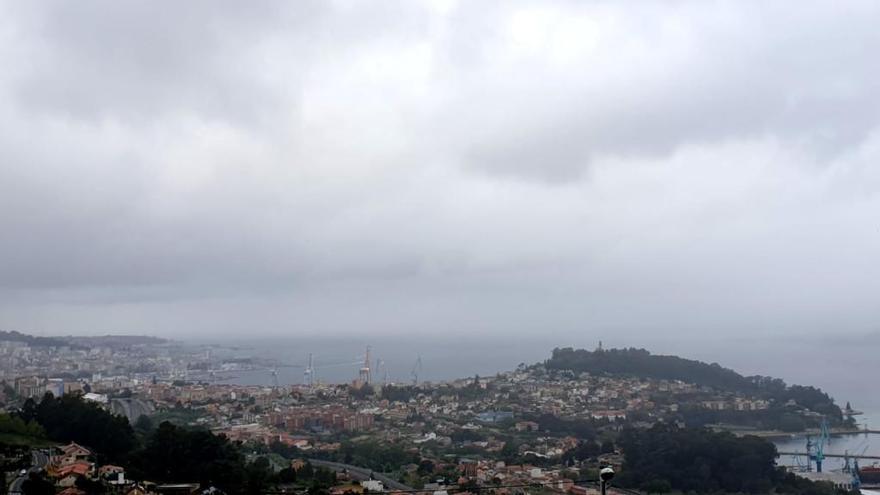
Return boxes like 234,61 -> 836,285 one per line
718,425 -> 879,439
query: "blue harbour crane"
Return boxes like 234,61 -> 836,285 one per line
411,355 -> 422,385
852,458 -> 862,491
807,418 -> 830,472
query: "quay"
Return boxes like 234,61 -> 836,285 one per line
778,452 -> 880,460
738,428 -> 880,439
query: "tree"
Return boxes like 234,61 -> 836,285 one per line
129,422 -> 246,492
19,398 -> 38,424
417,459 -> 434,475
500,440 -> 521,463
24,394 -> 135,462
298,460 -> 314,480
133,414 -> 155,434
76,476 -> 107,494
562,441 -> 600,464
616,423 -> 839,495
531,413 -> 596,438
21,472 -> 54,495
381,385 -> 418,402
348,385 -> 374,400
641,479 -> 672,494
459,479 -> 479,492
0,413 -> 45,439
335,442 -> 416,472
278,467 -> 297,484
268,439 -> 299,458
245,457 -> 272,495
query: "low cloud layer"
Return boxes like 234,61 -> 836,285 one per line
1,1 -> 879,339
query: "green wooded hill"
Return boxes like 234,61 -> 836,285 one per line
546,347 -> 843,423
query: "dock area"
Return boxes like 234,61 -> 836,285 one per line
724,427 -> 880,439
778,452 -> 880,460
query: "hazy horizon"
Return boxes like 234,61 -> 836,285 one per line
2,2 -> 880,343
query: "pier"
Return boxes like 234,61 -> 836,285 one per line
747,428 -> 880,439
778,451 -> 880,460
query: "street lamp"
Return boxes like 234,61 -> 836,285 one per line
600,467 -> 615,495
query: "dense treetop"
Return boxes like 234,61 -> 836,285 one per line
617,423 -> 846,495
18,393 -> 136,461
546,347 -> 843,422
128,421 -> 247,492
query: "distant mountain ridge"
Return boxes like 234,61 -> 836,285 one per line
0,330 -> 70,347
0,330 -> 168,348
63,335 -> 169,346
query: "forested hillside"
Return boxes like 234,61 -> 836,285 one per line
546,347 -> 843,423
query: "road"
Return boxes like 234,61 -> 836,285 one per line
308,459 -> 413,491
8,450 -> 49,495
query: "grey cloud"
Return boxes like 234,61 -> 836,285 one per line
453,2 -> 880,181
9,1 -> 316,124
0,1 -> 879,339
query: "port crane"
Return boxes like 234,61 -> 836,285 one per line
844,445 -> 871,472
411,355 -> 422,385
841,447 -> 865,490
376,358 -> 388,385
303,353 -> 315,387
270,367 -> 279,389
806,418 -> 830,472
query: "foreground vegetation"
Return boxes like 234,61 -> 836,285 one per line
617,423 -> 851,495
4,394 -> 339,494
18,394 -> 136,462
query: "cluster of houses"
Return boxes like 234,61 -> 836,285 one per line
37,443 -> 127,495
32,440 -> 628,495
31,442 -> 213,495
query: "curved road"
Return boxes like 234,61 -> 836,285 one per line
8,450 -> 49,494
308,459 -> 413,491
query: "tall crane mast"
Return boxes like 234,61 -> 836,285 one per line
807,418 -> 830,472
359,346 -> 372,385
303,353 -> 314,388
411,355 -> 422,385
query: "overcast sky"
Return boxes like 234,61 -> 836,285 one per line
1,1 -> 879,340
